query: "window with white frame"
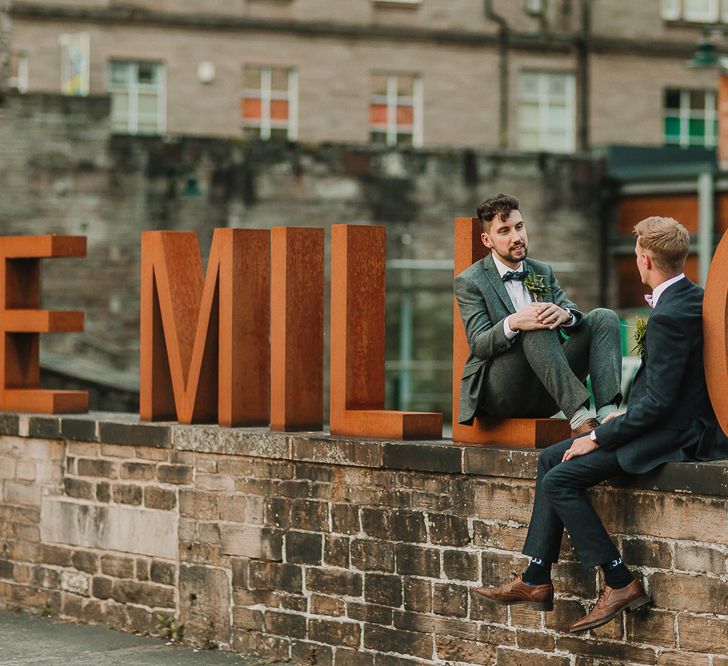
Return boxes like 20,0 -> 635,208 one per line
369,72 -> 423,147
8,52 -> 28,93
518,71 -> 576,153
241,65 -> 298,141
108,60 -> 165,135
664,88 -> 717,147
661,0 -> 728,22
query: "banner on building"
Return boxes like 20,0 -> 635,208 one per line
59,32 -> 90,96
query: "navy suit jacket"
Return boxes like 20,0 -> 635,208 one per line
595,277 -> 724,474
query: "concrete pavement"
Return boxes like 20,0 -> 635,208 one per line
0,610 -> 286,665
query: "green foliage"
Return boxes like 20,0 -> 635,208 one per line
632,315 -> 648,358
523,272 -> 549,301
155,613 -> 183,642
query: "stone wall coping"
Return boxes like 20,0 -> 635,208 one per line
3,411 -> 728,498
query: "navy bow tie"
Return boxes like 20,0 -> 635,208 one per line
502,270 -> 528,283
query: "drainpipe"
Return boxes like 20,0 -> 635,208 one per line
484,0 -> 510,149
697,170 -> 714,287
577,0 -> 591,151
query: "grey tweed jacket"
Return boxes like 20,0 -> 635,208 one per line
454,253 -> 583,425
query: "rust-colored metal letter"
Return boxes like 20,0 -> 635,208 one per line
452,218 -> 570,447
329,224 -> 442,440
140,229 -> 270,426
0,235 -> 88,413
704,230 -> 728,435
270,227 -> 324,431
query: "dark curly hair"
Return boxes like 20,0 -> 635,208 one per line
476,194 -> 520,233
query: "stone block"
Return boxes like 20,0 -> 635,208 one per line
309,618 -> 361,648
433,582 -> 468,617
390,510 -> 427,543
363,624 -> 433,660
291,642 -> 334,666
100,554 -> 134,579
351,539 -> 395,572
443,549 -> 479,581
290,499 -> 328,531
71,550 -> 98,574
310,593 -> 346,616
323,535 -> 349,568
497,649 -> 570,666
307,568 -> 362,597
264,610 -> 307,638
40,498 -> 177,559
60,570 -> 90,595
112,483 -> 142,505
403,577 -> 432,613
95,481 -> 111,503
286,531 -> 323,565
120,462 -> 156,481
382,442 -> 462,474
428,513 -> 470,546
179,564 -> 231,647
61,417 -> 97,442
98,422 -> 171,449
77,458 -> 117,479
364,573 -> 402,607
649,571 -> 728,614
63,477 -> 94,500
157,464 -> 192,485
346,601 -> 393,625
331,503 -> 360,534
28,416 -> 61,439
395,543 -> 440,577
436,636 -> 496,665
111,579 -> 175,608
144,486 -> 176,510
15,461 -> 35,481
4,480 -> 40,505
556,636 -> 657,664
621,536 -> 673,569
674,543 -> 727,575
678,614 -> 728,653
221,524 -> 281,560
249,561 -> 302,593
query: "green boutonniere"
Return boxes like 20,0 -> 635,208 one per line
523,272 -> 549,302
632,316 -> 648,358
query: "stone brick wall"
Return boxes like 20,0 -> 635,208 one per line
0,0 -> 10,95
1,412 -> 727,664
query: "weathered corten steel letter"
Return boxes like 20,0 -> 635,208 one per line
452,218 -> 571,447
704,229 -> 728,435
329,224 -> 442,440
270,227 -> 324,432
0,235 -> 88,413
140,229 -> 270,426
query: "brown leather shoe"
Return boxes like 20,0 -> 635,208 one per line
571,417 -> 601,438
474,572 -> 553,611
569,579 -> 650,633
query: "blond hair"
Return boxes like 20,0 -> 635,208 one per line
633,216 -> 690,274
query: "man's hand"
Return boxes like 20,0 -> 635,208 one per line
535,303 -> 572,330
601,411 -> 623,424
509,303 -> 551,331
561,435 -> 599,462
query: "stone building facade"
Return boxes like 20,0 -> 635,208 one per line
5,0 -> 723,150
0,90 -> 606,416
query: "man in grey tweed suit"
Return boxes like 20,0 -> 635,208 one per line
454,194 -> 622,436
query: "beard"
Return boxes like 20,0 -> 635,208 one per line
499,242 -> 528,264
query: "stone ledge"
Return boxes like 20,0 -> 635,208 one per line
2,412 -> 728,498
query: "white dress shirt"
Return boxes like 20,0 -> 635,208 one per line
646,273 -> 685,309
491,256 -> 532,340
492,255 -> 573,340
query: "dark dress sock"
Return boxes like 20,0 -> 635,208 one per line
601,557 -> 634,589
523,557 -> 552,586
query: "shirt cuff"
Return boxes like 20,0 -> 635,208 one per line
503,316 -> 519,341
589,429 -> 598,443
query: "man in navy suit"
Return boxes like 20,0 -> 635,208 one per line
476,216 -> 724,632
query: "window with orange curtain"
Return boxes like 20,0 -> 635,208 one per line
369,72 -> 422,147
241,65 -> 297,141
